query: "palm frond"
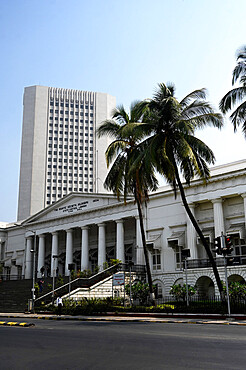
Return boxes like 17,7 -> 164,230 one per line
185,135 -> 215,165
153,83 -> 174,103
97,120 -> 121,138
181,100 -> 216,119
105,140 -> 128,167
183,112 -> 223,130
230,99 -> 246,133
219,87 -> 246,113
112,105 -> 129,125
180,88 -> 207,107
232,45 -> 246,84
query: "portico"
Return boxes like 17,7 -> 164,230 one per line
19,193 -> 143,277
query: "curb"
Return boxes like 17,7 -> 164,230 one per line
1,314 -> 246,326
0,321 -> 35,327
11,315 -> 246,326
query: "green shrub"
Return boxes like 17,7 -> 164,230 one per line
125,281 -> 150,305
169,284 -> 196,301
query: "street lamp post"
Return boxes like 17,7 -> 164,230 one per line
52,255 -> 58,305
30,231 -> 37,313
14,223 -> 37,313
181,249 -> 191,307
128,261 -> 134,306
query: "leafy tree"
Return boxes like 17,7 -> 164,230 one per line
97,103 -> 158,301
223,281 -> 246,301
220,45 -> 246,136
169,283 -> 196,301
137,83 -> 224,298
125,281 -> 151,305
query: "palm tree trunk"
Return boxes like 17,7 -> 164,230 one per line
135,193 -> 155,303
173,161 -> 224,300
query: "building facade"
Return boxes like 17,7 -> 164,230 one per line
17,85 -> 116,221
1,159 -> 246,298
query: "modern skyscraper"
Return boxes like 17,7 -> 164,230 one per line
17,85 -> 116,220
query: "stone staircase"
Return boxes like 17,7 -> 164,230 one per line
0,279 -> 32,312
66,272 -> 135,300
0,264 -> 146,312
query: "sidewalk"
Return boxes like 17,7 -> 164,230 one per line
1,312 -> 246,326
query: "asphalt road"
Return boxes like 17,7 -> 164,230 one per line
0,319 -> 246,369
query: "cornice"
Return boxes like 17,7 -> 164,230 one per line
22,199 -> 138,229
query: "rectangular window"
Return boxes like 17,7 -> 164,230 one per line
174,245 -> 183,270
153,251 -> 161,271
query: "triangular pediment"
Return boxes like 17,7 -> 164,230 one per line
23,192 -> 126,224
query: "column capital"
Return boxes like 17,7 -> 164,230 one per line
98,223 -> 106,227
115,219 -> 124,224
65,228 -> 73,233
211,198 -> 223,204
81,226 -> 89,231
26,236 -> 33,241
51,231 -> 59,236
241,193 -> 246,199
38,234 -> 46,238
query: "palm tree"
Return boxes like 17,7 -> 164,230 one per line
137,83 -> 225,298
220,45 -> 246,136
97,102 -> 158,302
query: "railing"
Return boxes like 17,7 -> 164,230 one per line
35,263 -> 146,303
155,295 -> 246,314
120,263 -> 146,274
0,274 -> 25,281
186,255 -> 246,269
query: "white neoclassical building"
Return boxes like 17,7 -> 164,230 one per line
1,159 -> 246,297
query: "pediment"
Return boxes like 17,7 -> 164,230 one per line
23,192 -> 122,224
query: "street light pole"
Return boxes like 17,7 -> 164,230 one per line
14,223 -> 37,313
30,231 -> 37,313
184,258 -> 189,307
128,261 -> 134,306
52,255 -> 58,305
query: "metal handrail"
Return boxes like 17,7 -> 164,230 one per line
35,263 -> 146,303
35,263 -> 121,302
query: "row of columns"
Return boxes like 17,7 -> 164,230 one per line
186,194 -> 246,259
25,218 -> 144,279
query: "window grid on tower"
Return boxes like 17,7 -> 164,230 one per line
45,88 -> 96,205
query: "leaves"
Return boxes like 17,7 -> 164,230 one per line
139,82 -> 223,189
169,284 -> 196,301
125,281 -> 150,305
220,45 -> 246,136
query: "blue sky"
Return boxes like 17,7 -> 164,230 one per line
1,0 -> 246,222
